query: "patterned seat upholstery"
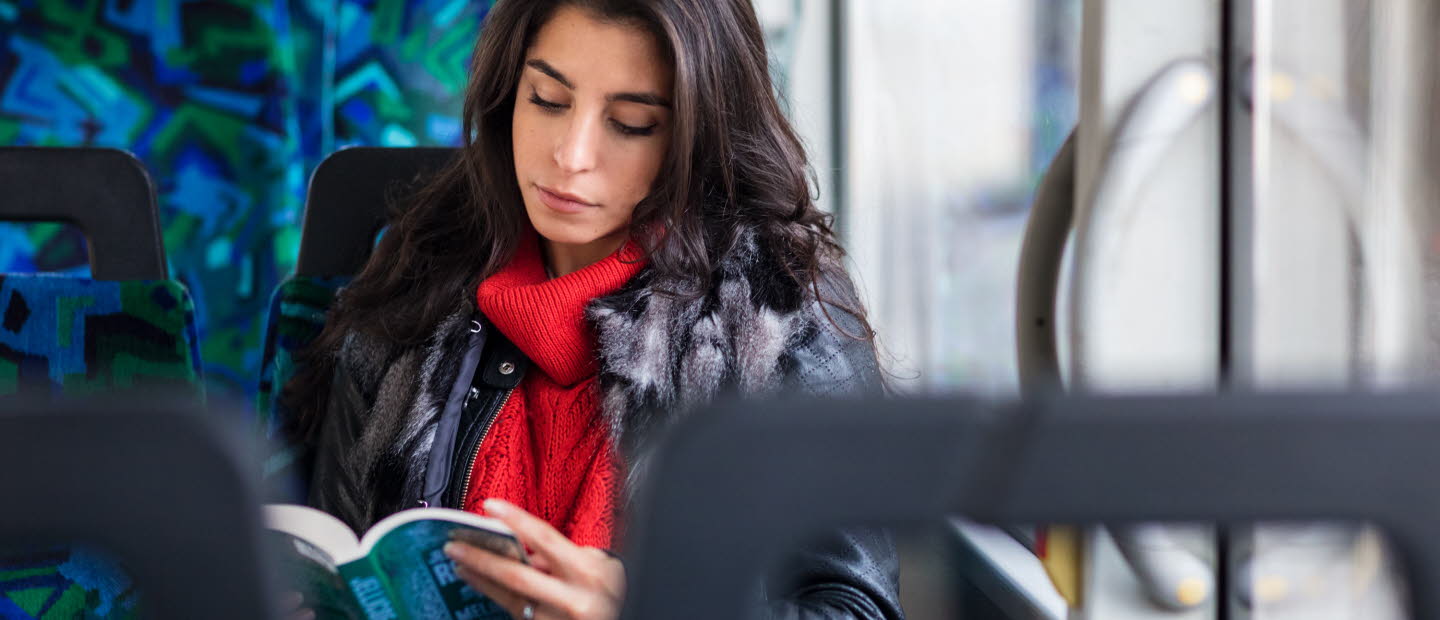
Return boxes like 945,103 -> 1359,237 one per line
0,545 -> 137,619
255,274 -> 347,500
0,276 -> 202,397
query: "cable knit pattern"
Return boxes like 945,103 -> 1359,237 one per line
467,232 -> 647,550
478,232 -> 647,386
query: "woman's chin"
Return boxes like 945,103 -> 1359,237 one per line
530,218 -> 621,250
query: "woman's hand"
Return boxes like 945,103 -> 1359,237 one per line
280,591 -> 314,620
445,498 -> 624,620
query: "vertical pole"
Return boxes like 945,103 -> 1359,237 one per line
1219,0 -> 1253,617
828,0 -> 848,230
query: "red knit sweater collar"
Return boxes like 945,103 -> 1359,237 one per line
476,232 -> 647,385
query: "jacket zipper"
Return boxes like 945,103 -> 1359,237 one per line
457,384 -> 516,506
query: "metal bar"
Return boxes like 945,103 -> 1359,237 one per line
828,0 -> 847,230
1220,0 -> 1255,617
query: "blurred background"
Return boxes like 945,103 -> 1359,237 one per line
0,0 -> 1080,401
843,0 -> 1078,396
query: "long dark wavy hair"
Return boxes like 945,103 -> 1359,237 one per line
284,0 -> 874,442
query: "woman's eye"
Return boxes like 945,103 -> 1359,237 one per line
611,119 -> 658,137
529,92 -> 566,111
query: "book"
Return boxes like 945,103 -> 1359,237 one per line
264,504 -> 528,620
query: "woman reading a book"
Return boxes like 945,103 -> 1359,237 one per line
286,0 -> 901,618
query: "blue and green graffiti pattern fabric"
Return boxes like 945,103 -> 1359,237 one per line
0,0 -> 491,401
0,276 -> 202,397
0,546 -> 138,619
0,0 -> 303,397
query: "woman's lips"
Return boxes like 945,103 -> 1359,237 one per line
537,185 -> 598,214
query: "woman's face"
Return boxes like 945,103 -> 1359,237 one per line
512,5 -> 673,256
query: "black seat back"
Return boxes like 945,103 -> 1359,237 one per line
295,146 -> 456,278
0,398 -> 275,620
0,147 -> 165,280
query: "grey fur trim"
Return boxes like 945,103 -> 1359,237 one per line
390,310 -> 469,506
589,229 -> 818,498
341,308 -> 475,525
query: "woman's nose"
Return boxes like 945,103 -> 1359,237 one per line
554,115 -> 601,174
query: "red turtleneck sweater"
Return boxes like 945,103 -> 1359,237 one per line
465,233 -> 646,550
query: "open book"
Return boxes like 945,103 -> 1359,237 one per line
265,504 -> 528,620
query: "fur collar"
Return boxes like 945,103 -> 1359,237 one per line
588,229 -> 817,494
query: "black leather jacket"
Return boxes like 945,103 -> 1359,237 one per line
309,302 -> 904,619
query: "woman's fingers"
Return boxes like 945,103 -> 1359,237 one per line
456,499 -> 623,619
483,498 -> 581,568
446,541 -> 576,611
280,591 -> 314,620
281,591 -> 303,610
581,547 -> 626,600
527,550 -> 555,574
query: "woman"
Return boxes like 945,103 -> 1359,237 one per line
286,0 -> 901,618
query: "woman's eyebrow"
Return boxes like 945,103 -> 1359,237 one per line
526,58 -> 672,109
526,59 -> 574,89
608,92 -> 672,109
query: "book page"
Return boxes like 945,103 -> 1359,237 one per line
265,504 -> 364,563
264,505 -> 369,620
266,530 -> 366,620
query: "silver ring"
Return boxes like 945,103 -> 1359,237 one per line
522,603 -> 535,620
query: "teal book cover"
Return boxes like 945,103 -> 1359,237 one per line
266,505 -> 526,620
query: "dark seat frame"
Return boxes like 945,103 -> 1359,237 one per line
0,399 -> 276,620
295,146 -> 456,278
0,147 -> 166,280
622,393 -> 1440,619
